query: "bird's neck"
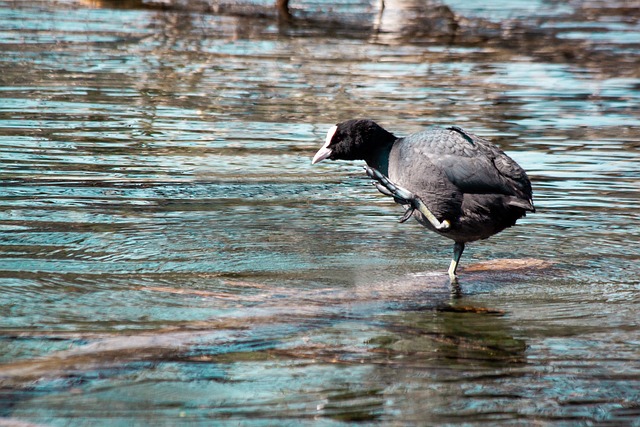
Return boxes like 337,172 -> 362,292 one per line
363,139 -> 395,176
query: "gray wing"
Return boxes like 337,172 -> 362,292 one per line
395,126 -> 534,206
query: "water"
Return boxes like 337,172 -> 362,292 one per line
1,0 -> 639,425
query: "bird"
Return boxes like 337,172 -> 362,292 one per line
311,119 -> 535,288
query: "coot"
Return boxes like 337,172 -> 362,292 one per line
312,119 -> 535,285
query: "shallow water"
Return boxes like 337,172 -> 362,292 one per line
1,0 -> 639,425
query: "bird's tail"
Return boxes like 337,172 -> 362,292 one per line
508,197 -> 535,213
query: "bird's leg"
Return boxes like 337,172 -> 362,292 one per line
364,166 -> 451,231
448,242 -> 465,286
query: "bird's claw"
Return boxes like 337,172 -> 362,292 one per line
398,207 -> 415,223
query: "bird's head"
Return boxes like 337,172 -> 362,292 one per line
311,119 -> 396,165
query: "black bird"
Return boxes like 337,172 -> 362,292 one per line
312,119 -> 535,286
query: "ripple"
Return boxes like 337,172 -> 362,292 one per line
0,0 -> 639,424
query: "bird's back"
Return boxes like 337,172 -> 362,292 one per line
388,126 -> 534,242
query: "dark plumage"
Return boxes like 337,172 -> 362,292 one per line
312,119 -> 535,286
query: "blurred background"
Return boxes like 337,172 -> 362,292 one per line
0,0 -> 639,425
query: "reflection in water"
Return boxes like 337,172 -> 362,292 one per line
0,284 -> 527,423
0,0 -> 639,424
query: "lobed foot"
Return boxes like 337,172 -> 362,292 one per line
365,166 -> 416,222
364,166 -> 451,231
365,166 -> 414,204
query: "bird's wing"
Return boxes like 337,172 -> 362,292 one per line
398,127 -> 533,202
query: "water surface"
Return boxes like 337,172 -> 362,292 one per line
0,0 -> 639,425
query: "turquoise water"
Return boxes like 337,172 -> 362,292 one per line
0,0 -> 639,425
